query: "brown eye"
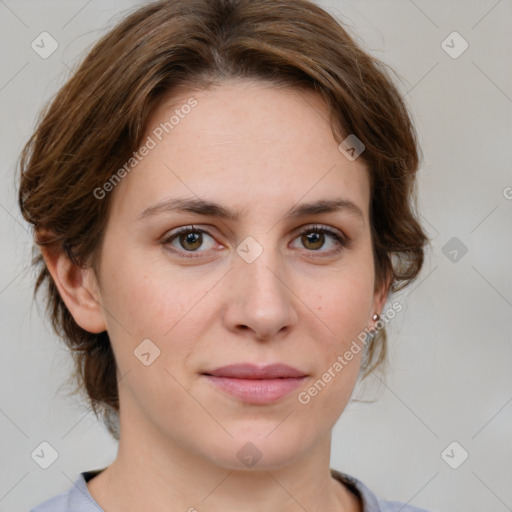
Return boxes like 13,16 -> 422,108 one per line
301,231 -> 325,250
179,231 -> 203,251
291,225 -> 347,255
162,226 -> 217,257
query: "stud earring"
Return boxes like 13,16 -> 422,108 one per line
372,313 -> 380,321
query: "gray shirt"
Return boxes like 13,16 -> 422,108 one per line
30,468 -> 433,512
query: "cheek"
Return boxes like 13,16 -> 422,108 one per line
297,280 -> 368,428
98,246 -> 225,392
99,241 -> 202,336
312,265 -> 374,340
302,261 -> 374,394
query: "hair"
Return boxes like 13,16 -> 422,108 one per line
18,0 -> 429,440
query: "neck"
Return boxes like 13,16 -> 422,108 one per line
87,402 -> 361,512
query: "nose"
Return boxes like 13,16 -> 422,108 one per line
222,246 -> 298,341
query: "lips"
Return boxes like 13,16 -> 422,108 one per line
202,364 -> 308,404
203,363 -> 307,379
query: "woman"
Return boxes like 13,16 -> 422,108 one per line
19,0 -> 430,510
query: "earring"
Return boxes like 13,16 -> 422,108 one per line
372,313 -> 380,321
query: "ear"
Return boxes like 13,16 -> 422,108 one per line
40,244 -> 107,334
370,271 -> 392,324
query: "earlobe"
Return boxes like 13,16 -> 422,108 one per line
40,244 -> 107,334
372,273 -> 392,322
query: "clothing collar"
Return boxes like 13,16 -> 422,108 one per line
66,467 -> 383,511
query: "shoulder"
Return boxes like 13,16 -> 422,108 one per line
30,470 -> 104,512
30,490 -> 68,512
331,469 -> 436,512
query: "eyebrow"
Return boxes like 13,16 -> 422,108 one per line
137,196 -> 364,222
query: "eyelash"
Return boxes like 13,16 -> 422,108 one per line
161,224 -> 349,259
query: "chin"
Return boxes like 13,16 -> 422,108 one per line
202,427 -> 314,472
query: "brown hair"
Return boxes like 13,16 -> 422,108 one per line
18,0 -> 428,439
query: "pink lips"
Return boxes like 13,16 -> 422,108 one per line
202,363 -> 307,404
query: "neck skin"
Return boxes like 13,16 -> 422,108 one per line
87,398 -> 362,512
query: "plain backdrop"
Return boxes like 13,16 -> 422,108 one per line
1,1 -> 511,511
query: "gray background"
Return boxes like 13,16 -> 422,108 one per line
1,1 -> 511,511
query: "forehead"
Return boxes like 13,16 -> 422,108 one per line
108,79 -> 371,224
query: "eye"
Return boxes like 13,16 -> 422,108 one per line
162,225 -> 218,258
161,224 -> 349,259
290,224 -> 347,255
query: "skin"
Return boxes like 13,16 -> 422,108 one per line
42,79 -> 390,511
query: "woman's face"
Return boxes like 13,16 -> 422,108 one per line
92,79 -> 388,469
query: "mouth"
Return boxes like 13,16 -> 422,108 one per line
201,363 -> 308,404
